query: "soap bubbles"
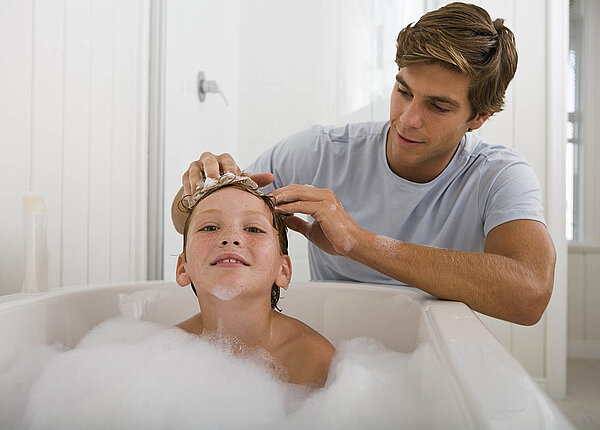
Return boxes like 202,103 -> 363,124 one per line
1,318 -> 467,429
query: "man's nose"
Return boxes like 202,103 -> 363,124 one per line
401,101 -> 423,129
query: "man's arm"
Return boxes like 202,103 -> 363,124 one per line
272,185 -> 556,325
353,220 -> 555,325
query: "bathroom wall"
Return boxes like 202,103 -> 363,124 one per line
0,0 -> 149,295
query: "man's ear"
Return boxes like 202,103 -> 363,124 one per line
176,254 -> 191,287
276,255 -> 292,290
467,112 -> 491,131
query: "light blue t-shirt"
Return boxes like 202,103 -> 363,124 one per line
245,121 -> 545,285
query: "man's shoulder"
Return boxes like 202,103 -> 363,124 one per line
465,133 -> 527,162
275,120 -> 387,159
464,133 -> 532,175
322,120 -> 389,143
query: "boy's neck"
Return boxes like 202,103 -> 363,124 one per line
197,297 -> 278,351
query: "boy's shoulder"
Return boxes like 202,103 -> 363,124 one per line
275,314 -> 336,387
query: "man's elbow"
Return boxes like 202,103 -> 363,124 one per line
517,267 -> 555,326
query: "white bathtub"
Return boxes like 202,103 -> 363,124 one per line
0,281 -> 572,429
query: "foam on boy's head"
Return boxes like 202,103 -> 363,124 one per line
188,172 -> 260,208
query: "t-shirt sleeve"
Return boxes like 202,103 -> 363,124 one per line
480,157 -> 546,237
244,125 -> 325,193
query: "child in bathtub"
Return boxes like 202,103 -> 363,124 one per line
175,173 -> 335,387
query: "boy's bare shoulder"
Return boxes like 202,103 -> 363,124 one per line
276,314 -> 336,387
175,312 -> 203,336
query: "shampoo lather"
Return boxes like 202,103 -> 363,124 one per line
22,192 -> 48,293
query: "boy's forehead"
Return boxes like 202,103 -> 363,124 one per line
190,187 -> 272,221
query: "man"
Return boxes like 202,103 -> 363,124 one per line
172,3 -> 556,325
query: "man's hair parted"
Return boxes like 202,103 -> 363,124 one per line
395,2 -> 518,117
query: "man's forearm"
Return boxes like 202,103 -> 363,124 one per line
348,228 -> 554,325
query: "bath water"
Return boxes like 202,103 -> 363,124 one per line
1,317 -> 468,429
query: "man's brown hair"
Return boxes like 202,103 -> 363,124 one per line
395,2 -> 518,118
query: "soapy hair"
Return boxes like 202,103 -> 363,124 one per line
395,2 -> 518,118
179,175 -> 288,311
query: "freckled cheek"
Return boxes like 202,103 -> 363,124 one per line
185,239 -> 213,265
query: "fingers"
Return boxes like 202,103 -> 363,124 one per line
249,172 -> 275,188
217,153 -> 242,176
200,154 -> 221,180
283,215 -> 310,237
183,152 -> 242,195
276,200 -> 323,218
270,184 -> 338,207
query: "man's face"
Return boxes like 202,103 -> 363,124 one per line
177,187 -> 291,302
387,62 -> 489,183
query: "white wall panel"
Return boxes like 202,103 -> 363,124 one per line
568,246 -> 600,358
62,0 -> 91,287
0,0 -> 33,294
586,253 -> 600,341
110,0 -> 138,282
88,0 -> 114,285
0,0 -> 149,295
567,251 -> 586,339
513,0 -> 548,196
31,0 -> 65,290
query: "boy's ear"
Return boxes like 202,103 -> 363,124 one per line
176,254 -> 191,287
276,255 -> 292,290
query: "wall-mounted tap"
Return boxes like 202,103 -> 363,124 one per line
197,71 -> 228,106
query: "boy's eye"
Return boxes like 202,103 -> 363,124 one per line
200,225 -> 218,232
246,227 -> 264,233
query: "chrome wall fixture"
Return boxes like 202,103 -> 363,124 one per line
197,71 -> 228,105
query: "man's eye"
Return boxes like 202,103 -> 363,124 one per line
200,225 -> 218,232
246,227 -> 263,233
432,104 -> 450,113
397,88 -> 411,97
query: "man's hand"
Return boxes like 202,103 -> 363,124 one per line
181,152 -> 274,198
270,185 -> 363,256
172,152 -> 274,234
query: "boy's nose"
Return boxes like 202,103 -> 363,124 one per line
220,239 -> 240,246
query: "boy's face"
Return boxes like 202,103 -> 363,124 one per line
176,187 -> 291,302
387,62 -> 490,183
